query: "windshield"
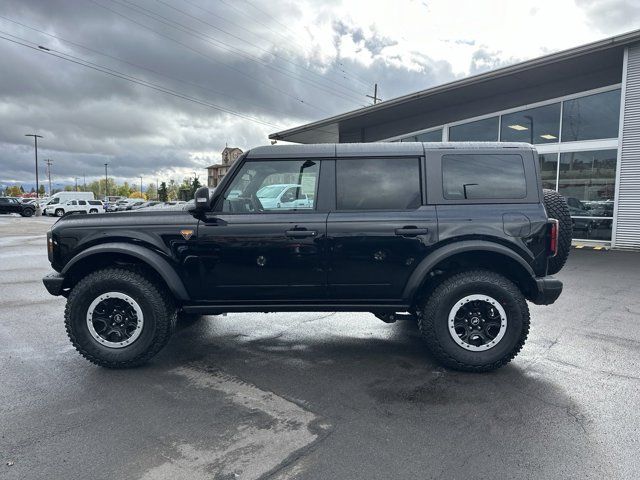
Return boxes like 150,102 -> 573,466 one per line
257,185 -> 286,199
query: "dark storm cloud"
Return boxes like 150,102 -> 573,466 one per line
0,0 -> 456,185
575,0 -> 640,33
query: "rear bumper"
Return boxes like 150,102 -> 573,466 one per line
530,276 -> 563,305
43,272 -> 65,296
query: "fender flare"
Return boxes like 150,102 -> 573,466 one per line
402,240 -> 535,300
61,242 -> 189,300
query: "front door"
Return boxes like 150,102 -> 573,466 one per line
192,158 -> 327,302
327,156 -> 438,302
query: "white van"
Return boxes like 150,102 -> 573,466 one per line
43,191 -> 95,216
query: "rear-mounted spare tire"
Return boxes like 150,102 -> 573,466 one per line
543,189 -> 572,275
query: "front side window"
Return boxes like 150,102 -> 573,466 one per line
501,103 -> 560,144
442,154 -> 526,200
336,158 -> 421,210
449,117 -> 499,142
222,159 -> 319,213
561,89 -> 621,141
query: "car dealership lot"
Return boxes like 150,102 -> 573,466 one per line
1,215 -> 639,480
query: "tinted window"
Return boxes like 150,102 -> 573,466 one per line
442,154 -> 526,200
88,200 -> 101,205
222,159 -> 319,213
0,198 -> 7,204
449,117 -> 499,141
561,89 -> 621,141
336,158 -> 421,210
78,200 -> 87,205
501,103 -> 560,144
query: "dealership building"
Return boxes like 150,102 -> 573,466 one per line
270,30 -> 640,250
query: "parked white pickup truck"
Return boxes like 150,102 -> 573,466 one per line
44,199 -> 105,217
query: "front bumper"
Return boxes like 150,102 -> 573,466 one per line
43,272 -> 65,296
530,276 -> 563,305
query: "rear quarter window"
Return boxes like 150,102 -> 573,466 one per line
442,154 -> 527,200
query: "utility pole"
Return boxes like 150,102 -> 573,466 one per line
44,159 -> 53,197
25,134 -> 43,197
139,176 -> 143,198
104,163 -> 109,201
83,173 -> 86,191
156,178 -> 159,201
74,177 -> 79,191
366,83 -> 381,105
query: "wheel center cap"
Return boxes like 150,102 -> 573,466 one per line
114,313 -> 123,323
470,316 -> 480,326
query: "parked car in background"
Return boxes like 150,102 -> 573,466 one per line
0,197 -> 36,217
130,201 -> 160,210
42,192 -> 95,216
44,199 -> 104,217
256,183 -> 313,210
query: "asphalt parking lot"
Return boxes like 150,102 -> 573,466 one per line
1,214 -> 639,479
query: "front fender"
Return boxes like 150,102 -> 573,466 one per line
61,242 -> 189,300
402,240 -> 535,301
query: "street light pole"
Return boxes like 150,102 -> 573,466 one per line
44,159 -> 53,197
104,163 -> 109,201
139,176 -> 143,198
25,134 -> 43,197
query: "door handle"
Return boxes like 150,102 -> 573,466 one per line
395,226 -> 429,237
285,229 -> 317,238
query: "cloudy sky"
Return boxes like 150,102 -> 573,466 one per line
0,0 -> 638,189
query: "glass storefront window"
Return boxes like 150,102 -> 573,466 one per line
449,116 -> 499,141
416,129 -> 443,142
400,129 -> 443,142
539,153 -> 558,190
558,149 -> 617,241
501,103 -> 560,144
561,89 -> 621,142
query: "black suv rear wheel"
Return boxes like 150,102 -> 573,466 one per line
418,270 -> 530,372
65,268 -> 176,368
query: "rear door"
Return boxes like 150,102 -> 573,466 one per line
326,150 -> 438,302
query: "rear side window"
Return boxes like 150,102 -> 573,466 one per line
442,154 -> 526,200
88,200 -> 101,205
336,158 -> 421,210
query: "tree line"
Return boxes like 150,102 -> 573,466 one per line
1,177 -> 202,201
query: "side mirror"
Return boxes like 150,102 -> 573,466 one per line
192,186 -> 211,214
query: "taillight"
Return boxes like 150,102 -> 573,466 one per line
549,219 -> 559,257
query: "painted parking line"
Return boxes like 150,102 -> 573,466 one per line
572,244 -> 609,251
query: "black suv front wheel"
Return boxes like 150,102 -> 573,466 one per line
65,268 -> 176,368
418,270 -> 530,372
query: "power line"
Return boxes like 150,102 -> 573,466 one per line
0,15 -> 322,121
87,0 -> 332,114
158,0 -> 370,96
109,0 -> 366,106
0,32 -> 281,128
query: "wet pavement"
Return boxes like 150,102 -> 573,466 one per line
1,214 -> 639,479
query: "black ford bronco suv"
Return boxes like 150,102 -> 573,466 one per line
43,143 -> 571,372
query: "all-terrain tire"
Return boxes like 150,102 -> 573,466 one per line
65,267 -> 176,368
543,189 -> 572,275
418,270 -> 530,372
